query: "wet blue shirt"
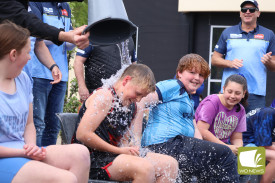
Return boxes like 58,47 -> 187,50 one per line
215,22 -> 275,96
141,79 -> 195,146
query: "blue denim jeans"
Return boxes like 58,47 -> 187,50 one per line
32,78 -> 67,146
245,94 -> 266,113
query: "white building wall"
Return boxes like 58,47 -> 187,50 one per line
178,0 -> 275,13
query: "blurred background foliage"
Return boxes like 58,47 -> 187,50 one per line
69,0 -> 88,28
64,1 -> 88,113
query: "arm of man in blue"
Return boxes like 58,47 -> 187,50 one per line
261,32 -> 275,72
211,26 -> 244,69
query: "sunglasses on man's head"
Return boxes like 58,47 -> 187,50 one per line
241,7 -> 257,13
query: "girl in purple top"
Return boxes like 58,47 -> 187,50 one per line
195,74 -> 248,155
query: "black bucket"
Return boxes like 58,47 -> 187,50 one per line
85,0 -> 137,46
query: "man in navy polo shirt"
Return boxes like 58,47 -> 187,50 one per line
212,0 -> 275,113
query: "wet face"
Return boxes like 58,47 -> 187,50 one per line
223,81 -> 246,108
240,3 -> 260,25
120,77 -> 150,106
177,68 -> 204,94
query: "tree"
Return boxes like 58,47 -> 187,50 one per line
69,0 -> 88,28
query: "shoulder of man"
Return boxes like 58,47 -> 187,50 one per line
222,24 -> 240,34
258,25 -> 275,35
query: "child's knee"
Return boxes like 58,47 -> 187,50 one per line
62,172 -> 78,183
136,161 -> 155,179
168,156 -> 179,171
69,144 -> 90,167
159,156 -> 179,176
50,171 -> 77,183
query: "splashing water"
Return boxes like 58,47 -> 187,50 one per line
98,39 -> 134,126
117,39 -> 131,65
86,39 -> 181,182
101,38 -> 133,90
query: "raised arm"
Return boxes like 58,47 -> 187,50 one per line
122,91 -> 159,146
139,91 -> 160,107
124,102 -> 146,147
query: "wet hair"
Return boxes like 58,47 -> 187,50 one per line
224,74 -> 249,112
119,64 -> 156,93
176,53 -> 210,79
0,21 -> 30,60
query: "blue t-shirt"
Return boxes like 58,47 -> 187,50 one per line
0,72 -> 33,144
214,22 -> 275,96
141,79 -> 195,146
29,2 -> 73,82
243,107 -> 275,146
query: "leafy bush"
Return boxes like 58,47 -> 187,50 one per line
63,78 -> 81,113
63,1 -> 88,113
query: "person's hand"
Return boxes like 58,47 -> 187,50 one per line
23,144 -> 46,161
228,145 -> 239,155
50,66 -> 62,84
230,59 -> 243,69
261,52 -> 272,65
73,25 -> 90,50
79,86 -> 90,102
119,146 -> 140,156
59,26 -> 90,49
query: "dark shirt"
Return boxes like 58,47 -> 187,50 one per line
243,107 -> 275,146
77,38 -> 136,93
77,87 -> 137,146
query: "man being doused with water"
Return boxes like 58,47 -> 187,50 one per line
140,54 -> 240,182
74,64 -> 179,182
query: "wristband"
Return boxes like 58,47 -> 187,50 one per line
49,64 -> 59,71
